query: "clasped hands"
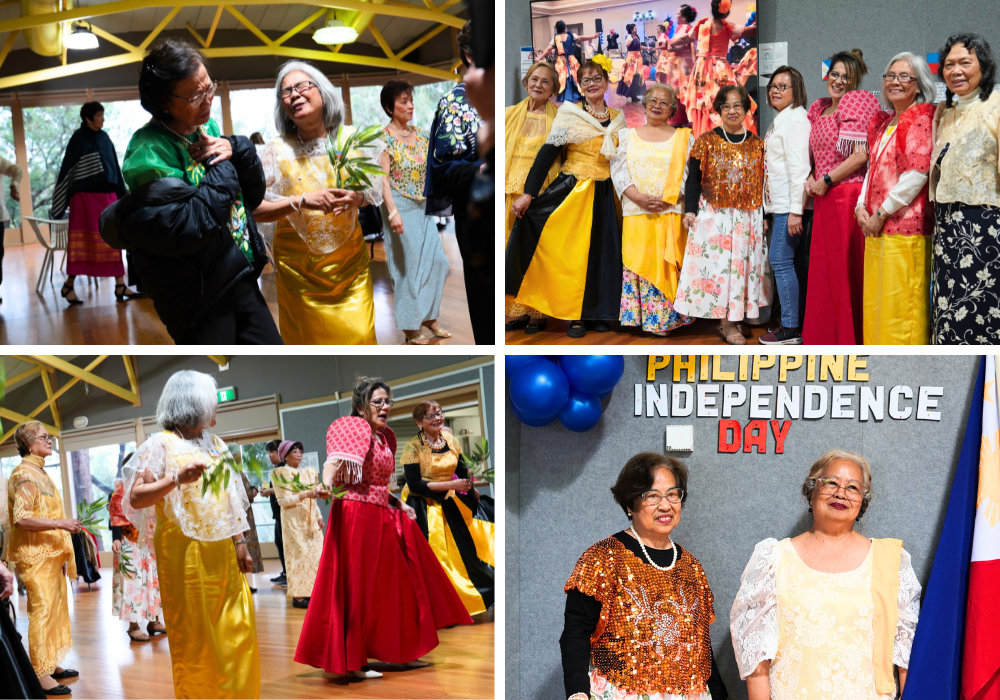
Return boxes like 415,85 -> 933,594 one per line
296,189 -> 363,216
855,206 -> 886,238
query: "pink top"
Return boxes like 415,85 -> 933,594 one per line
694,18 -> 734,58
806,91 -> 881,185
326,417 -> 398,508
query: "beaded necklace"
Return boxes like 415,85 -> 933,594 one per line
630,525 -> 677,571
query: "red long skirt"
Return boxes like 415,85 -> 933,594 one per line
294,498 -> 473,674
67,190 -> 124,277
802,183 -> 866,344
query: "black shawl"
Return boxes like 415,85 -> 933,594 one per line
50,126 -> 126,220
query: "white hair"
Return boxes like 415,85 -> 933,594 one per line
273,60 -> 345,138
881,52 -> 936,109
156,370 -> 218,431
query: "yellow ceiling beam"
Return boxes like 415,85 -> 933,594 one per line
224,4 -> 275,48
0,0 -> 467,33
368,25 -> 394,59
206,355 -> 228,365
0,29 -> 18,70
87,23 -> 139,52
437,0 -> 463,10
28,355 -> 139,405
186,22 -> 208,47
4,364 -> 43,392
205,5 -> 224,48
420,0 -> 436,9
0,52 -> 138,90
123,356 -> 140,400
0,408 -> 59,437
396,22 -> 446,60
40,369 -> 61,431
28,357 -> 106,421
275,8 -> 326,46
139,6 -> 183,51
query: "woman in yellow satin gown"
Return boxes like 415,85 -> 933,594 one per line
124,370 -> 260,699
401,401 -> 494,615
254,60 -> 384,345
7,421 -> 82,695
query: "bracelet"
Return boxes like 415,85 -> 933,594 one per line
173,471 -> 180,487
388,209 -> 398,220
288,195 -> 299,212
234,539 -> 247,546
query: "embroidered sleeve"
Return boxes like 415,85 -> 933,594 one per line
806,98 -> 829,125
400,439 -> 420,467
897,104 -> 935,173
609,128 -> 633,198
894,547 -> 921,668
10,472 -> 40,525
836,90 -> 882,157
565,540 -> 612,606
730,538 -> 780,679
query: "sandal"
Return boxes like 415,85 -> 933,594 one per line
127,629 -> 150,642
525,318 -> 548,334
115,284 -> 144,302
404,334 -> 430,345
423,324 -> 452,338
650,329 -> 672,337
736,322 -> 753,338
719,322 -> 746,345
148,622 -> 167,636
60,283 -> 83,306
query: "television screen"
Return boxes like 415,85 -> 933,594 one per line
526,0 -> 758,135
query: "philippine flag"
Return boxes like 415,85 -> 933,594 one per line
928,52 -> 941,73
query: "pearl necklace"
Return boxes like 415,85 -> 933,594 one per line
158,121 -> 202,148
721,127 -> 748,145
424,430 -> 446,449
630,526 -> 677,571
388,122 -> 413,139
584,101 -> 610,121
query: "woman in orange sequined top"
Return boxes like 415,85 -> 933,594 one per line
560,453 -> 728,700
674,84 -> 770,344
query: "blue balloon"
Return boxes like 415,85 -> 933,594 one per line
558,390 -> 603,432
509,359 -> 570,420
506,354 -> 537,379
511,400 -> 557,427
560,355 -> 626,395
598,388 -> 614,400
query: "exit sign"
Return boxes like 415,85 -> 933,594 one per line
218,386 -> 237,403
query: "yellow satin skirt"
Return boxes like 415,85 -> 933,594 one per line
863,233 -> 931,345
19,553 -> 72,677
505,193 -> 545,320
155,507 -> 260,699
273,220 -> 377,345
622,212 -> 686,301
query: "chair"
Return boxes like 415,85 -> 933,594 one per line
23,216 -> 70,294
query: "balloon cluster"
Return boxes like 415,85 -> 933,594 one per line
506,356 -> 625,432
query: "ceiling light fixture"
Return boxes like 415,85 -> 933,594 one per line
313,14 -> 359,45
66,22 -> 99,50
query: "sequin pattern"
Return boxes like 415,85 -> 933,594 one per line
690,130 -> 765,210
565,536 -> 715,695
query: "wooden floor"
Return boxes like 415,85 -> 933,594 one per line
505,317 -> 769,345
0,227 -> 473,345
9,558 -> 494,699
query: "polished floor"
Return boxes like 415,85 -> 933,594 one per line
0,227 -> 473,345
8,558 -> 494,699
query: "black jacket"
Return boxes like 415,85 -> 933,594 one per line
101,135 -> 268,340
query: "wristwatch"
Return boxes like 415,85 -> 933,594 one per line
876,208 -> 887,219
823,173 -> 833,187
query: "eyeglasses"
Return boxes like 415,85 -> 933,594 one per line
768,83 -> 791,93
280,81 -> 317,100
370,399 -> 394,409
33,435 -> 53,443
423,411 -> 444,420
883,73 -> 916,84
578,76 -> 605,87
814,476 -> 864,501
639,488 -> 685,507
827,71 -> 850,83
172,80 -> 218,107
719,103 -> 745,112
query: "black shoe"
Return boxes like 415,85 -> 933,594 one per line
114,284 -> 144,302
505,317 -> 529,331
759,325 -> 804,345
249,587 -> 257,594
60,283 -> 83,305
270,573 -> 286,583
44,685 -> 72,696
525,318 -> 548,334
276,579 -> 288,588
567,321 -> 587,338
592,320 -> 611,332
51,670 -> 79,680
292,598 -> 309,609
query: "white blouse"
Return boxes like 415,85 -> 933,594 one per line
609,128 -> 693,217
763,105 -> 811,216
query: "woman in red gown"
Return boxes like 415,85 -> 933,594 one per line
294,376 -> 472,679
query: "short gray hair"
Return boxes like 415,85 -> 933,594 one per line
642,82 -> 678,115
802,449 -> 873,519
157,370 -> 218,431
880,52 -> 936,109
273,60 -> 345,138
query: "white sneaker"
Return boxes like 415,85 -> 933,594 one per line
352,669 -> 383,679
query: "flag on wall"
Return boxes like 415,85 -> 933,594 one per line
822,59 -> 831,80
903,356 -> 983,699
928,52 -> 941,73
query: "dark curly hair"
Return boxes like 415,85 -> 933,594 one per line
350,375 -> 392,418
679,4 -> 697,23
457,19 -> 473,67
611,453 -> 688,520
827,48 -> 868,92
711,0 -> 730,20
80,101 -> 104,125
380,78 -> 413,118
940,33 -> 996,107
138,38 -> 210,123
713,83 -> 751,113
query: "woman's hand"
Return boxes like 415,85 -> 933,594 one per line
190,133 -> 233,166
682,213 -> 697,230
0,563 -> 13,599
234,541 -> 253,573
860,210 -> 886,238
112,540 -> 122,554
452,478 -> 474,492
9,183 -> 18,202
633,192 -> 667,213
176,462 -> 209,485
804,174 -> 815,197
400,503 -> 418,521
329,188 -> 363,216
788,213 -> 803,236
389,211 -> 404,234
55,518 -> 83,533
810,175 -> 829,198
248,487 -> 258,502
512,194 -> 533,218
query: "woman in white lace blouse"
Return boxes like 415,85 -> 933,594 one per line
730,449 -> 920,700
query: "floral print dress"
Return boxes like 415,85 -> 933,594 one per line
110,489 -> 162,623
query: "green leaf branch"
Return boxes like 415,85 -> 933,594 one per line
465,438 -> 494,484
77,496 -> 110,537
326,123 -> 387,191
271,470 -> 346,506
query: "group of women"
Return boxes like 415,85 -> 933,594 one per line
561,449 -> 920,700
0,369 -> 494,698
506,29 -> 1000,345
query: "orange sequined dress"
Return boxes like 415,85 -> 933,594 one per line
564,535 -> 715,697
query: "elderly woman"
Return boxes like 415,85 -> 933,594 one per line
610,83 -> 695,336
930,33 -> 1000,344
760,66 -> 811,345
110,474 -> 165,642
802,49 -> 881,345
124,370 -> 259,699
401,401 -> 495,616
296,377 -> 472,679
378,78 -> 450,345
0,558 -> 46,699
253,61 -> 383,345
560,453 -> 727,700
271,440 -> 325,609
117,39 -> 278,344
855,53 -> 937,345
675,84 -> 770,344
51,101 -> 139,305
7,422 -> 82,695
731,450 -> 920,700
507,57 -> 626,339
505,61 -> 560,334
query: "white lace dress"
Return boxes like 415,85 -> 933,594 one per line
730,538 -> 921,700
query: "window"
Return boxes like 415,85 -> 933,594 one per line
348,80 -> 454,133
232,440 -> 278,544
229,88 -> 279,144
67,442 -> 136,552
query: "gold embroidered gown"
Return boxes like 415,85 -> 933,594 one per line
125,432 -> 260,699
271,466 -> 324,598
7,455 -> 76,678
260,136 -> 384,345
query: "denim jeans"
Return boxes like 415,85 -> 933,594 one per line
768,212 -> 811,328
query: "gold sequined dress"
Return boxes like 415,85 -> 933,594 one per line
259,135 -> 384,345
272,466 -> 324,598
674,128 -> 771,321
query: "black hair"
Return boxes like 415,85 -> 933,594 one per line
713,83 -> 751,113
555,20 -> 567,34
827,48 -> 868,92
610,452 -> 688,520
711,0 -> 730,20
576,58 -> 610,83
380,78 -> 414,117
767,65 -> 807,109
80,101 -> 104,125
658,24 -> 667,35
679,4 -> 697,23
625,22 -> 636,34
138,38 -> 211,122
940,33 -> 996,107
265,439 -> 281,453
249,132 -> 265,145
350,375 -> 392,418
457,19 -> 473,67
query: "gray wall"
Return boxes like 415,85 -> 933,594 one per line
506,354 -> 980,700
